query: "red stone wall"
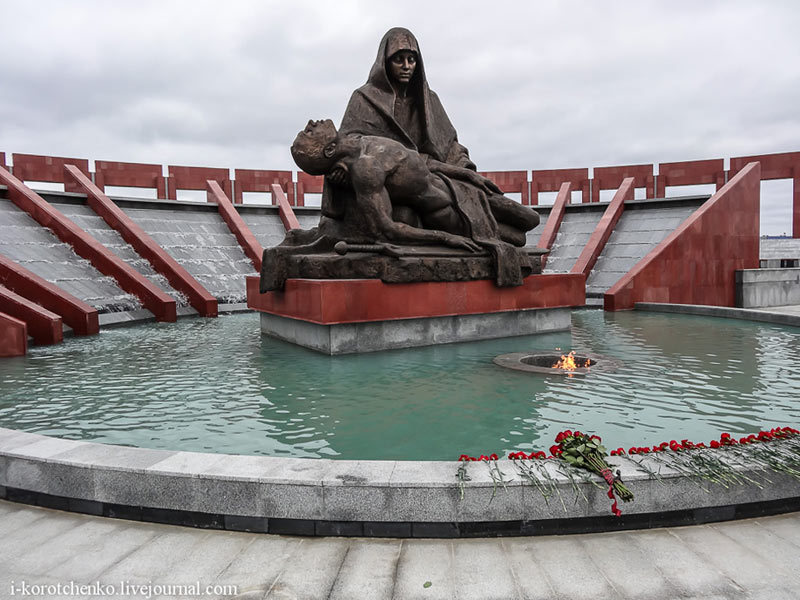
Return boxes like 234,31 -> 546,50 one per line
531,168 -> 590,204
207,180 -> 263,272
247,274 -> 585,325
592,164 -> 654,203
657,158 -> 725,197
95,160 -> 167,199
731,151 -> 800,238
167,165 -> 232,200
271,184 -> 301,231
12,153 -> 91,194
479,170 -> 529,204
0,254 -> 99,336
572,178 -> 634,277
536,182 -> 571,264
296,172 -> 324,207
0,285 -> 62,345
5,150 -> 798,233
233,169 -> 293,205
604,163 -> 761,311
0,312 -> 27,357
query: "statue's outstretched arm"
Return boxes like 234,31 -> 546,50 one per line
427,159 -> 502,195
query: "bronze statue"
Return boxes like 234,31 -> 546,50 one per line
293,119 -> 526,251
259,29 -> 542,293
323,27 -> 477,221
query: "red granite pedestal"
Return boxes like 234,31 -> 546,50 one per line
246,274 -> 585,354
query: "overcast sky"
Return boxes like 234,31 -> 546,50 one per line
2,1 -> 798,233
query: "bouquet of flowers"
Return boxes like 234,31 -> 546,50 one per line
552,430 -> 633,516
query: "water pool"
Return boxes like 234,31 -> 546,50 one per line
2,310 -> 799,460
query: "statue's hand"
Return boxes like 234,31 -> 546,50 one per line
327,167 -> 349,187
482,177 -> 503,195
439,232 -> 482,253
465,171 -> 502,195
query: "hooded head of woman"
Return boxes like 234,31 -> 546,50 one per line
367,28 -> 426,95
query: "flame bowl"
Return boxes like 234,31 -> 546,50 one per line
493,352 -> 623,375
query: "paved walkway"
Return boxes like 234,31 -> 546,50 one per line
1,501 -> 799,599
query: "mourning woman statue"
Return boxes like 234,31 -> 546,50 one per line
341,27 -> 475,172
261,28 -> 541,292
321,27 -> 538,249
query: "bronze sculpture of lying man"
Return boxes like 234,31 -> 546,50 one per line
259,119 -> 541,292
291,119 -> 539,250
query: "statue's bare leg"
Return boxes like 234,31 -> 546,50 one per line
487,194 -> 540,231
497,223 -> 527,247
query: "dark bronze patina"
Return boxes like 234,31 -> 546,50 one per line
260,28 -> 542,292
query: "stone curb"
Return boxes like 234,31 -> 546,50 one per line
635,302 -> 800,327
1,427 -> 799,537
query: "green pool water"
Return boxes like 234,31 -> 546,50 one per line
2,310 -> 799,460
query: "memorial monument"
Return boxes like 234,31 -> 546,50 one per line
248,27 -> 585,353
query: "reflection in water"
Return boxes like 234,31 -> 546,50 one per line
1,311 -> 799,460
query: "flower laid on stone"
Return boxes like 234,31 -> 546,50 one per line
456,426 -> 800,513
553,430 -> 633,516
609,427 -> 800,456
458,453 -> 499,461
508,450 -> 547,460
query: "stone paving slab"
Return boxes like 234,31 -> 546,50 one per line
2,501 -> 800,599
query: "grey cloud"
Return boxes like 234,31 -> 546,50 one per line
1,0 -> 798,233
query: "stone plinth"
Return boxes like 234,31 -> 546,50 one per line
246,274 -> 585,354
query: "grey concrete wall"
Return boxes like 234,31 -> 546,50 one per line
523,206 -> 551,247
586,204 -> 697,296
56,203 -> 189,307
240,212 -> 291,249
542,209 -> 603,273
121,205 -> 254,304
0,198 -> 142,313
261,307 -> 571,354
759,238 -> 800,260
736,268 -> 800,307
239,208 -> 322,250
